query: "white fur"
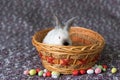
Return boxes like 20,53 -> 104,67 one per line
43,28 -> 72,46
42,16 -> 76,46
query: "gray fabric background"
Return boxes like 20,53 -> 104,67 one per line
0,0 -> 120,80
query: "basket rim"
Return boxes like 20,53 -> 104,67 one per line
32,26 -> 105,48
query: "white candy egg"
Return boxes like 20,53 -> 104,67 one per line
87,69 -> 94,74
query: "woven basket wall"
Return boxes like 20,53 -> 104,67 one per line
32,27 -> 105,74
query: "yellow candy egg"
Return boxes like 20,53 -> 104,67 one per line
111,67 -> 117,74
29,69 -> 37,76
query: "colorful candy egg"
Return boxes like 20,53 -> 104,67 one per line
46,71 -> 51,77
87,69 -> 94,74
95,68 -> 101,74
23,70 -> 29,75
111,67 -> 117,74
43,69 -> 48,73
80,69 -> 86,75
72,70 -> 79,76
102,64 -> 108,69
43,73 -> 47,77
36,68 -> 41,73
98,65 -> 103,69
51,71 -> 60,78
102,68 -> 106,72
29,69 -> 37,76
38,70 -> 44,76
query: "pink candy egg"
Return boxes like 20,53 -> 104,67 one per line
43,73 -> 47,77
23,70 -> 29,75
95,68 -> 101,74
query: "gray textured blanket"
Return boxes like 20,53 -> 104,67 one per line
0,0 -> 120,80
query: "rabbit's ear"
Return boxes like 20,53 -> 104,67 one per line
53,15 -> 62,29
64,17 -> 76,31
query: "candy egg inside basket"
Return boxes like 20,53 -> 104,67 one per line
32,27 -> 105,74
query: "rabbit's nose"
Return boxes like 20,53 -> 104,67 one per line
63,41 -> 69,46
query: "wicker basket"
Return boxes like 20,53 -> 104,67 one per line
32,27 -> 105,74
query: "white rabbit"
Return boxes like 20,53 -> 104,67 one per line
42,16 -> 76,46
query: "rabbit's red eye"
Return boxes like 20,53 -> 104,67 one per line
59,36 -> 60,39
